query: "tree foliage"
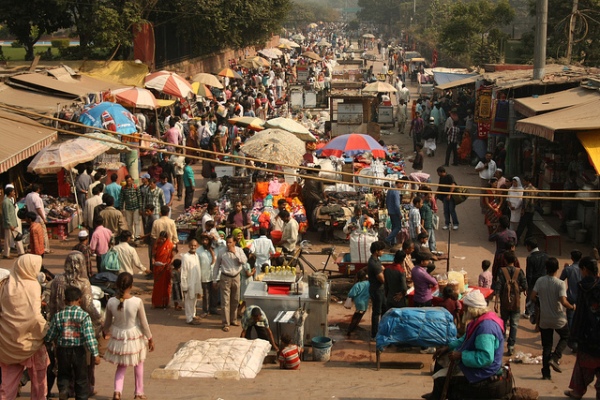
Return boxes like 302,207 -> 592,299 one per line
0,0 -> 71,60
286,2 -> 341,27
357,0 -> 406,30
438,0 -> 515,65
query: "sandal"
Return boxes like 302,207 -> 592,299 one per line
112,392 -> 121,400
134,395 -> 148,400
222,326 -> 230,332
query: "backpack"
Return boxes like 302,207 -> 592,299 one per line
101,249 -> 121,272
578,278 -> 600,356
500,267 -> 521,311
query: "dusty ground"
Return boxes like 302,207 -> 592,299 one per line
1,77 -> 593,400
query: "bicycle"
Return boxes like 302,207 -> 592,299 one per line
282,240 -> 336,276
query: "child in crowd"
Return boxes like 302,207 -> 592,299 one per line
45,286 -> 101,400
278,333 -> 302,370
440,285 -> 462,327
478,260 -> 492,289
171,259 -> 183,311
346,269 -> 370,336
103,272 -> 154,400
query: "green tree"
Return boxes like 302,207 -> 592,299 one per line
357,0 -> 406,32
439,0 -> 515,65
0,0 -> 71,60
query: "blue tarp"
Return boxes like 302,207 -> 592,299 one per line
433,72 -> 479,86
376,307 -> 457,351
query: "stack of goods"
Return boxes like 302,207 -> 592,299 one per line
44,196 -> 78,221
251,176 -> 308,234
175,204 -> 208,230
225,176 -> 254,209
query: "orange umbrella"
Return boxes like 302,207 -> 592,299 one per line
112,87 -> 158,109
144,70 -> 193,98
217,68 -> 243,79
228,116 -> 265,131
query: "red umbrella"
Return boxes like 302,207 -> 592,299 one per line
144,70 -> 193,98
319,133 -> 386,158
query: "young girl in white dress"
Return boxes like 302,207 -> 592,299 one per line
103,272 -> 154,400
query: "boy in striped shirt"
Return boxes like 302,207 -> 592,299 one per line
278,333 -> 302,370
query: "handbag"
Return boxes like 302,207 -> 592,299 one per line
344,297 -> 353,309
432,214 -> 439,230
452,186 -> 468,205
12,230 -> 23,242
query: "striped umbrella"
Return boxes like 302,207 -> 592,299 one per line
144,70 -> 193,98
112,87 -> 158,109
217,68 -> 243,79
319,133 -> 387,158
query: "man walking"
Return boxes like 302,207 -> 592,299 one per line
2,187 -> 24,258
385,180 -> 403,248
409,111 -> 424,152
475,152 -> 497,188
181,239 -> 202,325
516,176 -> 537,244
213,235 -> 247,332
119,175 -> 141,240
493,251 -> 527,356
444,119 -> 460,167
530,257 -> 574,380
104,173 -> 122,209
437,166 -> 459,230
368,241 -> 386,339
183,158 -> 196,209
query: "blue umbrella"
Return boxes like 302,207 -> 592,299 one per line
79,102 -> 138,134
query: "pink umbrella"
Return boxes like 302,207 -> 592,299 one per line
144,70 -> 193,98
112,87 -> 158,109
319,133 -> 387,158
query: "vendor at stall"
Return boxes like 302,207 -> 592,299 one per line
226,201 -> 253,239
422,290 -> 511,400
240,305 -> 278,352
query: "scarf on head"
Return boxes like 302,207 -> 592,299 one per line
232,227 -> 247,248
0,255 -> 47,364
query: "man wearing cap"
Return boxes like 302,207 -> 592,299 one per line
423,290 -> 511,400
422,116 -> 437,157
73,230 -> 93,278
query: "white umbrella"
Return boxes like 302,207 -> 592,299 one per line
241,129 -> 305,166
291,34 -> 305,41
264,119 -> 317,142
191,73 -> 224,88
84,132 -> 130,153
317,39 -> 332,47
280,38 -> 300,48
28,138 -> 110,174
362,81 -> 398,93
362,33 -> 375,39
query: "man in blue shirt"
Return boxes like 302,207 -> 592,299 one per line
104,173 -> 122,209
183,158 -> 195,209
157,173 -> 175,215
385,180 -> 403,248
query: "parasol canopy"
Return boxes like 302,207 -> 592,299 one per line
258,48 -> 282,59
307,23 -> 318,28
191,82 -> 214,100
217,68 -> 243,79
362,33 -> 375,39
191,73 -> 224,88
28,138 -> 110,174
112,87 -> 158,109
317,40 -> 332,47
280,38 -> 300,48
319,133 -> 387,158
239,56 -> 271,69
228,116 -> 265,131
277,43 -> 293,50
291,34 -> 305,41
144,70 -> 194,98
362,81 -> 398,93
79,102 -> 138,134
241,129 -> 305,166
84,131 -> 130,153
264,118 -> 316,142
302,51 -> 322,61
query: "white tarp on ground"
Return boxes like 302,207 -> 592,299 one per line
164,338 -> 271,379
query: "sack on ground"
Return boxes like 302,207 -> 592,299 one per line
501,267 -> 521,312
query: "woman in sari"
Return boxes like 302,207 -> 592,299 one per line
151,231 -> 176,308
483,178 -> 503,235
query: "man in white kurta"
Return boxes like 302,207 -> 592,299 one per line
181,240 -> 202,324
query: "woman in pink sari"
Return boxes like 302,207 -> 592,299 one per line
151,231 -> 176,308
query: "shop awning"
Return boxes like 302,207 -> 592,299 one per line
515,99 -> 600,141
9,70 -> 126,98
433,72 -> 479,86
577,131 -> 600,174
0,110 -> 58,172
435,75 -> 479,91
0,84 -> 80,115
513,87 -> 600,117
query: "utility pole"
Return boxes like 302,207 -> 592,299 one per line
566,0 -> 579,64
533,0 -> 548,80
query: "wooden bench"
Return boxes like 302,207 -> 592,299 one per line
533,213 -> 562,255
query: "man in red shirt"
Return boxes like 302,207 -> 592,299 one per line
25,212 -> 44,256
